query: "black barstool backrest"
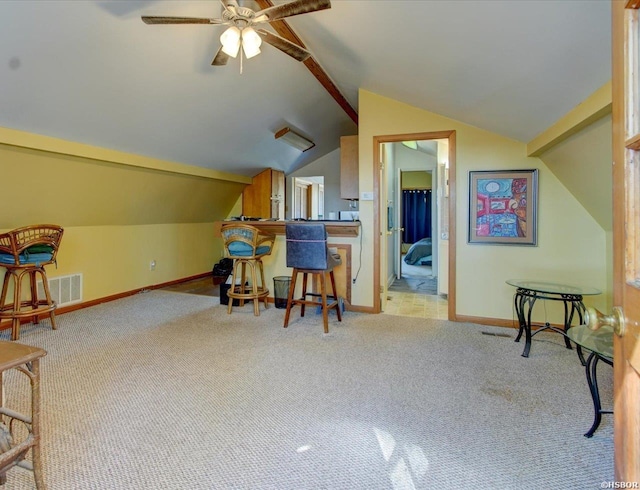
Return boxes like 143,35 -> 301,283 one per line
285,223 -> 329,270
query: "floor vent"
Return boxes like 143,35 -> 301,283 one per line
481,331 -> 512,338
37,273 -> 83,307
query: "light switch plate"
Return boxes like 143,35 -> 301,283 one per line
360,192 -> 374,201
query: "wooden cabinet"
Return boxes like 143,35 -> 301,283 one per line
340,135 -> 359,200
313,243 -> 352,306
242,168 -> 285,219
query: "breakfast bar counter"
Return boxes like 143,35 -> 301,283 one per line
214,220 -> 360,309
214,220 -> 360,238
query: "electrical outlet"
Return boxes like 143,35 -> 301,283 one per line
150,260 -> 156,271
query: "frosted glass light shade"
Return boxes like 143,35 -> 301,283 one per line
220,26 -> 241,58
242,27 -> 262,59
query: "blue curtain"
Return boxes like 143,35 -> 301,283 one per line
402,189 -> 432,243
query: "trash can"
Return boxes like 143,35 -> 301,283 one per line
273,276 -> 291,309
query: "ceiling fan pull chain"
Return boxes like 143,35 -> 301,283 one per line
240,44 -> 244,75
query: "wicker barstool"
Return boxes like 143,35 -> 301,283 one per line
0,341 -> 47,489
221,224 -> 274,316
0,225 -> 64,341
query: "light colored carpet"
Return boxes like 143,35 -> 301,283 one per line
2,291 -> 613,489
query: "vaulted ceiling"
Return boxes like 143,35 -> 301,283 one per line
0,0 -> 611,177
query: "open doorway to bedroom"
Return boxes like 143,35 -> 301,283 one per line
387,141 -> 445,318
393,168 -> 437,295
374,131 -> 455,320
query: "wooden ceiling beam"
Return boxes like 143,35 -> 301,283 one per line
254,0 -> 358,125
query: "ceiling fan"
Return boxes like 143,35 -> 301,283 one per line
142,0 -> 331,70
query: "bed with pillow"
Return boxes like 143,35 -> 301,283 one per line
403,237 -> 432,266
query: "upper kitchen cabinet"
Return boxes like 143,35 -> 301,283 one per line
242,168 -> 285,219
340,135 -> 359,200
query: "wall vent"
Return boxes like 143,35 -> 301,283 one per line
37,273 -> 83,307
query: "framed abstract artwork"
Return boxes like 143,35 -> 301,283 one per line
468,169 -> 538,245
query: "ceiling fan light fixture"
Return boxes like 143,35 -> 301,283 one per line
220,26 -> 241,58
142,0 -> 331,68
275,127 -> 315,152
241,27 -> 262,59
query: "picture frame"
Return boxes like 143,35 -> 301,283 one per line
468,169 -> 538,245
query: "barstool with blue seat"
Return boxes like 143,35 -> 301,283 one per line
0,224 -> 64,341
283,223 -> 342,334
221,223 -> 275,316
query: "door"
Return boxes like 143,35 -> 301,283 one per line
270,170 -> 284,220
379,146 -> 390,311
395,167 -> 403,280
612,0 -> 640,481
292,179 -> 310,219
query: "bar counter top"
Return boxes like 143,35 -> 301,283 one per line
214,220 -> 360,237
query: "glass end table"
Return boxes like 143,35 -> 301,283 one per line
566,324 -> 614,437
506,280 -> 602,358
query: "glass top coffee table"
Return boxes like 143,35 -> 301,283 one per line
506,280 -> 602,358
566,323 -> 614,437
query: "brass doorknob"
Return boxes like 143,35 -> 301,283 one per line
585,306 -> 626,337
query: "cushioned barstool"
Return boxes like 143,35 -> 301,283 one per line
0,225 -> 64,341
283,223 -> 342,334
222,224 -> 275,316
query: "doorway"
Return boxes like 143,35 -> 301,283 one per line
373,131 -> 456,320
394,167 -> 437,295
292,176 -> 324,219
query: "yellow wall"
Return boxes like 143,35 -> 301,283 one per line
401,171 -> 432,189
538,115 -> 613,312
0,139 -> 246,302
50,223 -> 222,301
537,115 -> 612,231
358,89 -> 609,320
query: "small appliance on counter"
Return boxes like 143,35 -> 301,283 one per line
339,211 -> 359,221
228,216 -> 261,221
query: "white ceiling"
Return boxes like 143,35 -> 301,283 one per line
0,0 -> 611,177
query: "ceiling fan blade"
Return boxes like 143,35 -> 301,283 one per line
221,0 -> 239,15
256,29 -> 310,62
254,0 -> 331,22
141,16 -> 225,25
211,47 -> 230,66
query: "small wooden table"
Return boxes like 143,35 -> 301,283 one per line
0,341 -> 47,489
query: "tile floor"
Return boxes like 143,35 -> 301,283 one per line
383,290 -> 449,319
385,261 -> 448,319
